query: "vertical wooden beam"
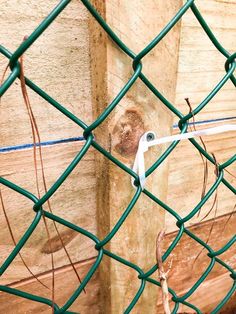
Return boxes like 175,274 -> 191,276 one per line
89,1 -> 182,312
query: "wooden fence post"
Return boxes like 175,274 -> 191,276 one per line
89,1 -> 182,312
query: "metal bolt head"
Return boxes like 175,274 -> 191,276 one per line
146,132 -> 155,142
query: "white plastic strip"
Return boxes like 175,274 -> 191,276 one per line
132,124 -> 236,190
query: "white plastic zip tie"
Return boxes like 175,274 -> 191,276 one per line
132,124 -> 236,190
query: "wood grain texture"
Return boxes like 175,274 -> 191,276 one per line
0,0 -> 92,147
0,142 -> 97,285
89,0 -> 182,312
157,212 -> 236,313
165,2 -> 236,312
157,272 -> 235,313
174,0 -> 236,123
166,120 -> 236,232
0,258 -> 100,314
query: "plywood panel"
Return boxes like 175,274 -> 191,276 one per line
157,272 -> 235,313
166,120 -> 236,232
174,0 -> 236,123
0,141 -> 97,285
0,258 -> 100,314
157,212 -> 235,313
164,213 -> 235,294
182,273 -> 235,314
0,0 -> 92,147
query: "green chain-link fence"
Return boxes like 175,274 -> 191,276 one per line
0,0 -> 235,313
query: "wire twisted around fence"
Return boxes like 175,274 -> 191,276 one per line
0,0 -> 235,313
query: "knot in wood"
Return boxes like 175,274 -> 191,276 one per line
112,109 -> 144,157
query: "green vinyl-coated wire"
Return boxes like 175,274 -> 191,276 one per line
0,0 -> 235,313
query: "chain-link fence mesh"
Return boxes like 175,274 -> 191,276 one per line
0,0 -> 235,313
